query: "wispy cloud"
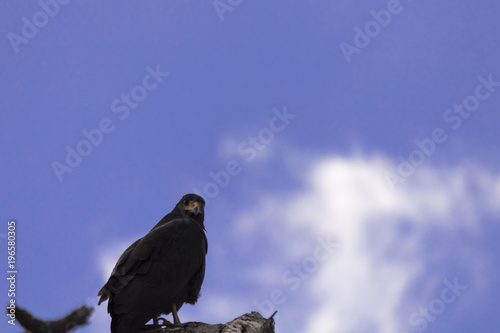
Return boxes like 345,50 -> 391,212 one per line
85,239 -> 137,333
232,153 -> 499,333
98,239 -> 136,283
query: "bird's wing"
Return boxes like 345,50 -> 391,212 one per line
97,238 -> 142,304
101,219 -> 207,314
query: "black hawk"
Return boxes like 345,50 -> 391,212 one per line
97,194 -> 207,333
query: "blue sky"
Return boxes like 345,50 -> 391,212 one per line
1,1 -> 499,333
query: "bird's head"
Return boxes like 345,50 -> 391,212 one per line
177,193 -> 205,219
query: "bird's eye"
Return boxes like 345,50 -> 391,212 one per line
183,199 -> 189,205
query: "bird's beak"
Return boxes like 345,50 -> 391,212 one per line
192,202 -> 200,215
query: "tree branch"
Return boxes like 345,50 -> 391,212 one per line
7,305 -> 93,333
143,311 -> 276,333
8,305 -> 276,333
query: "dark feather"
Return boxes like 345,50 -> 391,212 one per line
97,194 -> 207,333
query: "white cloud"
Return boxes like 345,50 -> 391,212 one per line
98,239 -> 136,283
233,154 -> 499,333
183,293 -> 248,324
85,239 -> 137,333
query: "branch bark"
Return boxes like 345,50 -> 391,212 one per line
8,304 -> 276,333
139,311 -> 276,333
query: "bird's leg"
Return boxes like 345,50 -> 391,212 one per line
153,314 -> 159,325
172,304 -> 181,325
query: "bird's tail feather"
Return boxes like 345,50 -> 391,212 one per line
111,312 -> 152,333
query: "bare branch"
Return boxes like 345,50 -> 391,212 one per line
142,311 -> 276,333
7,305 -> 93,333
8,305 -> 275,333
